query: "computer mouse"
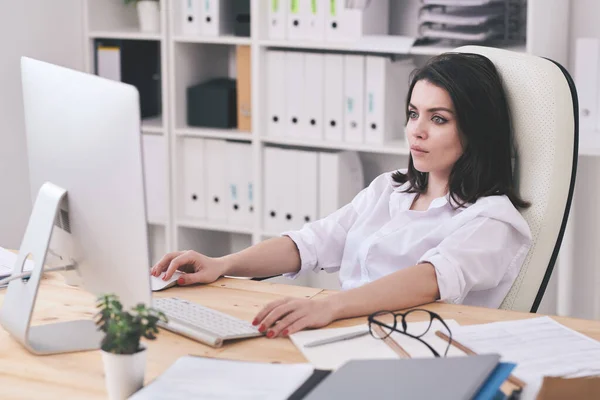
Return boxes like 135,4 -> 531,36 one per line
151,271 -> 184,292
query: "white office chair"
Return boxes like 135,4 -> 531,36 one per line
454,46 -> 579,313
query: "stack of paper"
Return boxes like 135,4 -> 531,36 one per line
418,0 -> 510,44
451,317 -> 600,397
0,247 -> 34,282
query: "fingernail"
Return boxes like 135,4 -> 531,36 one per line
252,318 -> 259,326
267,331 -> 274,338
258,324 -> 265,332
177,277 -> 185,285
282,329 -> 289,336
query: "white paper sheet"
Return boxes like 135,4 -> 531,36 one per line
389,319 -> 464,358
290,320 -> 463,370
129,356 -> 315,400
0,247 -> 34,278
452,316 -> 600,399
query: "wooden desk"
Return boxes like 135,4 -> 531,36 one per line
1,274 -> 600,399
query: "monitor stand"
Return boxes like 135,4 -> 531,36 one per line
0,182 -> 102,355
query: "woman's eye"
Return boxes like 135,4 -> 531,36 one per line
432,115 -> 447,124
408,111 -> 418,119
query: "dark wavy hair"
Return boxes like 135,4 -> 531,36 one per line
392,52 -> 530,209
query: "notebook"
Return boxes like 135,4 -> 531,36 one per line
303,355 -> 502,400
129,355 -> 329,400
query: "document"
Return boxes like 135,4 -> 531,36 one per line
130,356 -> 315,400
0,247 -> 34,279
452,317 -> 600,397
290,320 -> 463,370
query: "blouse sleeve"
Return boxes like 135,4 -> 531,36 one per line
418,215 -> 531,305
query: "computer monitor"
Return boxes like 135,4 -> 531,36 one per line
0,57 -> 152,355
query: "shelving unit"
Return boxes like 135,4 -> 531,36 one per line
83,0 -> 571,289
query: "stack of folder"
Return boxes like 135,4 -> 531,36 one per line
180,0 -> 236,37
268,0 -> 390,42
417,0 -> 519,45
263,148 -> 364,234
177,141 -> 364,231
130,354 -> 516,400
267,50 -> 415,145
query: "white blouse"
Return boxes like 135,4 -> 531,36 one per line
283,171 -> 532,309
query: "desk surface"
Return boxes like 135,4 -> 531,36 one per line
1,273 -> 600,399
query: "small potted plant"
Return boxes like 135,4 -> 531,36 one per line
95,294 -> 167,400
124,0 -> 161,33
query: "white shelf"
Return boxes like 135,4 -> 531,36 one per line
173,35 -> 251,45
260,35 -> 415,54
142,116 -> 164,134
88,29 -> 163,41
175,127 -> 252,141
177,218 -> 253,235
261,136 -> 410,155
147,219 -> 166,226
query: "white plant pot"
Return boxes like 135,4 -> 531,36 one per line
102,346 -> 147,400
137,1 -> 160,33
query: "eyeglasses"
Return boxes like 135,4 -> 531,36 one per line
367,308 -> 453,358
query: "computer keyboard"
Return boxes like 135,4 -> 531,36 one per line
153,297 -> 263,348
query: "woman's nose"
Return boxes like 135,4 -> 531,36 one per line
409,121 -> 427,140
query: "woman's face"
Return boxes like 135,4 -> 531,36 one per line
406,79 -> 464,179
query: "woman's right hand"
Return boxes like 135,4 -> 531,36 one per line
150,250 -> 229,286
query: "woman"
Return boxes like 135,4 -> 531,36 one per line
151,52 -> 532,339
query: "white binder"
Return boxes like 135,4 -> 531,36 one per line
325,0 -> 347,42
182,137 -> 206,219
267,50 -> 287,137
202,0 -> 232,36
294,150 -> 319,227
574,38 -> 599,131
303,52 -> 325,140
263,147 -> 284,233
181,0 -> 203,36
344,0 -> 389,40
318,151 -> 364,219
305,0 -> 326,41
285,51 -> 305,137
287,0 -> 307,41
142,134 -> 167,224
96,45 -> 121,81
324,53 -> 344,142
325,0 -> 389,42
204,139 -> 228,222
268,0 -> 288,39
279,147 -> 299,231
364,56 -> 413,144
226,141 -> 253,227
343,54 -> 365,143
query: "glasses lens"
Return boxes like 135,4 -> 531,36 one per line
402,310 -> 434,337
369,311 -> 396,339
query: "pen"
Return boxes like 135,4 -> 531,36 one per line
304,330 -> 370,348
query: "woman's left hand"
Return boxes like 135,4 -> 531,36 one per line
252,297 -> 336,338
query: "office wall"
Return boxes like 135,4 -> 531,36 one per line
0,1 -> 84,249
565,0 -> 600,319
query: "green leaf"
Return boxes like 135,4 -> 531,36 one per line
96,293 -> 166,355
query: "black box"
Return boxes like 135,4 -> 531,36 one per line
232,0 -> 250,37
187,78 -> 237,128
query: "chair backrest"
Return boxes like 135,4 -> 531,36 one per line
454,46 -> 579,313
